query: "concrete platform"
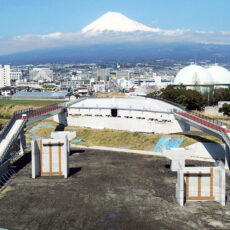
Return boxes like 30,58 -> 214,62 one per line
0,148 -> 230,229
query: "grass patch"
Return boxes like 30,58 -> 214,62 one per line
0,99 -> 65,106
65,126 -> 209,151
25,121 -> 59,143
0,99 -> 65,120
23,122 -> 223,152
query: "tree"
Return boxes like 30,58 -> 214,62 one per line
150,84 -> 204,110
213,87 -> 230,105
219,103 -> 230,116
182,89 -> 203,110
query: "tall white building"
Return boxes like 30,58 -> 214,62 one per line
10,70 -> 22,81
29,68 -> 53,82
0,65 -> 11,87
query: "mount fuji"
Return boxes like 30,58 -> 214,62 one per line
81,12 -> 160,34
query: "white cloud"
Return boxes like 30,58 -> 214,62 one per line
0,28 -> 230,55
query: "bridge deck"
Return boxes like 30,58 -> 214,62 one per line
177,112 -> 230,133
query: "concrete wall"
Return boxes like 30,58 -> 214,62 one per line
31,138 -> 69,178
205,106 -> 223,116
50,131 -> 76,154
53,112 -> 67,126
176,166 -> 225,206
188,142 -> 225,161
67,115 -> 186,134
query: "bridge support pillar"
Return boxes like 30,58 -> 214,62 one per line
19,130 -> 26,156
178,120 -> 190,132
225,144 -> 230,170
53,111 -> 67,126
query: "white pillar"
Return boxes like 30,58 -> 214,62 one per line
171,160 -> 185,172
176,169 -> 184,206
31,140 -> 40,178
219,167 -> 226,206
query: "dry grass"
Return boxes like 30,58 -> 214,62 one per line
0,99 -> 63,117
25,121 -> 59,143
194,110 -> 230,121
0,100 -> 64,129
65,126 -> 204,151
25,122 -> 223,151
95,92 -> 126,98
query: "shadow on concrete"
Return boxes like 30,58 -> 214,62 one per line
69,167 -> 82,177
164,163 -> 195,169
13,152 -> 31,173
164,164 -> 170,169
184,134 -> 220,144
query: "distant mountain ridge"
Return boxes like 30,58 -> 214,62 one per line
1,42 -> 230,65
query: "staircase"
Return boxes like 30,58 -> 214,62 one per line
0,103 -> 66,165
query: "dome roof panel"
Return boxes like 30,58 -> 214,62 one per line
207,65 -> 230,85
174,65 -> 214,86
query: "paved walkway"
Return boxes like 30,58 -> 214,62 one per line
71,144 -> 217,163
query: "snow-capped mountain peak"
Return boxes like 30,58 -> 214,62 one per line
81,12 -> 159,34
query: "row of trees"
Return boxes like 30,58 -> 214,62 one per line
158,85 -> 203,110
148,85 -> 230,113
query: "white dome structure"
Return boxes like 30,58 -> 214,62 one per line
174,64 -> 214,94
174,65 -> 214,86
207,65 -> 230,87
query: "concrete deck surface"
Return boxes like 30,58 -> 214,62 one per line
0,148 -> 230,230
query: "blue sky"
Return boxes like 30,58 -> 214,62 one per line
0,0 -> 230,55
1,0 -> 230,36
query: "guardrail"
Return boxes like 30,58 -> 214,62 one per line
186,111 -> 228,128
0,103 -> 66,162
175,111 -> 229,133
221,130 -> 230,146
24,104 -> 64,120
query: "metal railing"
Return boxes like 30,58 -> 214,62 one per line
0,159 -> 16,189
0,108 -> 32,140
221,130 -> 230,146
175,111 -> 228,133
186,110 -> 228,128
0,103 -> 66,164
25,103 -> 65,119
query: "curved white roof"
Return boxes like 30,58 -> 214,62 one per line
70,97 -> 181,112
174,65 -> 214,86
207,65 -> 230,85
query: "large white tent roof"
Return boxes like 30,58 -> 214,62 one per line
70,96 -> 181,112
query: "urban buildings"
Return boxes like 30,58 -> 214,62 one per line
29,68 -> 53,82
0,65 -> 11,87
